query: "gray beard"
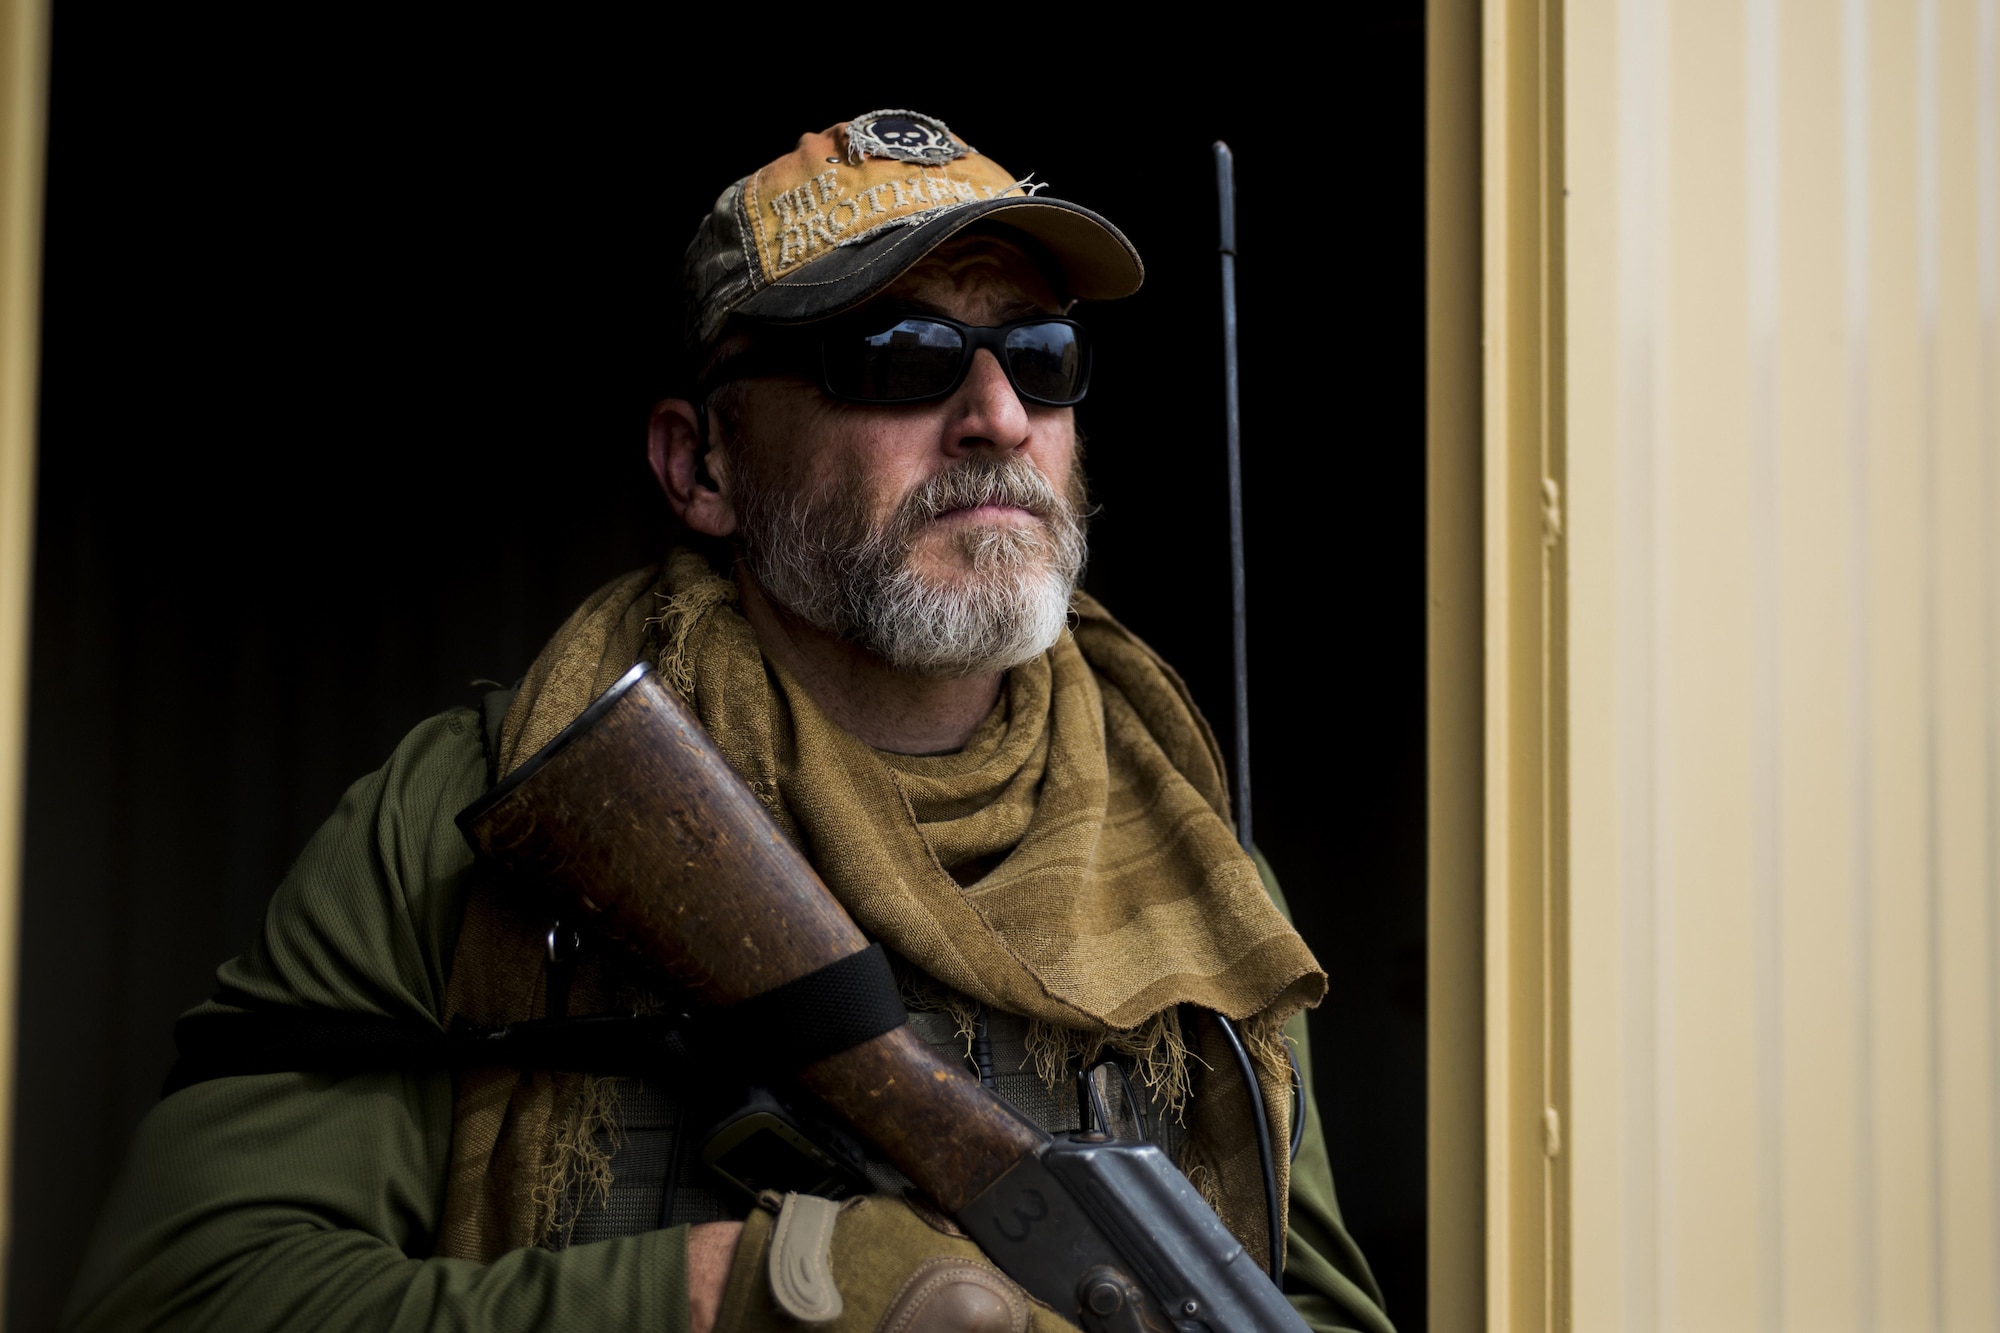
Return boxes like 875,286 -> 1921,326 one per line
732,451 -> 1090,678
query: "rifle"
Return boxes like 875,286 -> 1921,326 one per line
457,663 -> 1308,1333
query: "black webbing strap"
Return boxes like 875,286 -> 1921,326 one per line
162,944 -> 906,1097
162,1010 -> 700,1096
709,943 -> 906,1071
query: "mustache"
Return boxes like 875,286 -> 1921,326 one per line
889,455 -> 1066,537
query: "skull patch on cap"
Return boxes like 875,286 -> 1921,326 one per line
844,109 -> 971,165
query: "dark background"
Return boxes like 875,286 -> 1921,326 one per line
15,12 -> 1427,1331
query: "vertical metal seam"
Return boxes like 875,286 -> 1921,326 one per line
1916,2 -> 1947,1325
1616,0 -> 1663,1324
1843,0 -> 1881,1325
1481,0 -> 1521,1319
1538,0 -> 1553,1320
0,0 -> 48,1307
1746,4 -> 1786,1329
1423,0 -> 1487,1324
1537,0 -> 1570,1322
1647,0 -> 1676,1321
1980,0 -> 2000,1319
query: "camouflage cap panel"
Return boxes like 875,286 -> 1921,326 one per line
681,109 -> 1139,351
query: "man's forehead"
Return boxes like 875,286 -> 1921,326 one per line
875,234 -> 1063,319
863,290 -> 1053,325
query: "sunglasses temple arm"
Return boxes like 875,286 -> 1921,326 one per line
1215,140 -> 1252,857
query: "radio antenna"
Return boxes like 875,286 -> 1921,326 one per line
1214,141 -> 1251,854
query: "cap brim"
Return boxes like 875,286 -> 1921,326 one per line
733,196 -> 1144,327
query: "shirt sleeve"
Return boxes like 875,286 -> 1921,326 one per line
60,708 -> 698,1333
1255,850 -> 1399,1333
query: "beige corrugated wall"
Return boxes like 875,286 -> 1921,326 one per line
1564,0 -> 2000,1328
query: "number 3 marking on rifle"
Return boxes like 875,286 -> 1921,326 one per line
991,1188 -> 1051,1242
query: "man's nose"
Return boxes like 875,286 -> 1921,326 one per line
943,347 -> 1032,454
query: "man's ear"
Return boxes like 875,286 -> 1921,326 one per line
648,398 -> 738,538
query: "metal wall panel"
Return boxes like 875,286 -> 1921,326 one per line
1563,1 -> 2000,1327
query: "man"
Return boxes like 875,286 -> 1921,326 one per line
64,111 -> 1394,1333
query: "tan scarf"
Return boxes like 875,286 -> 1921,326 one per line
435,550 -> 1325,1266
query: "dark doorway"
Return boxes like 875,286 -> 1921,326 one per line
18,14 -> 1426,1329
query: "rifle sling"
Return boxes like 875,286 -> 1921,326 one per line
163,942 -> 906,1098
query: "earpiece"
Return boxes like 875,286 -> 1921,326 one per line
693,399 -> 721,492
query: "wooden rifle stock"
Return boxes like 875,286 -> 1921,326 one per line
456,664 -> 1041,1212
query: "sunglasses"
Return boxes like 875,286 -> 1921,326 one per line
706,314 -> 1092,408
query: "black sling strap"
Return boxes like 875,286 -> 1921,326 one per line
712,941 -> 905,1073
162,942 -> 908,1097
160,1010 -> 699,1097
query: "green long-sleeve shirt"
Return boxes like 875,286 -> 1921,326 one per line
63,706 -> 1395,1332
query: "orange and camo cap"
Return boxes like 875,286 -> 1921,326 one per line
681,109 -> 1144,353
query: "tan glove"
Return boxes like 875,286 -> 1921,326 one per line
714,1190 -> 1082,1333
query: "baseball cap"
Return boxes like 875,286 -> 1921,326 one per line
681,109 -> 1145,354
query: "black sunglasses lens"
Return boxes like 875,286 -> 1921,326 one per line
825,319 -> 965,401
1003,322 -> 1088,404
